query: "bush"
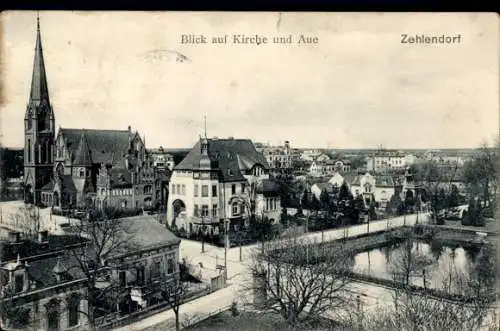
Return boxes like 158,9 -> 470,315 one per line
230,301 -> 240,317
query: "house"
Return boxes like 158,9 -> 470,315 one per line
349,172 -> 398,209
149,147 -> 175,171
103,216 -> 181,311
366,150 -> 413,172
309,159 -> 338,177
0,230 -> 89,331
259,141 -> 301,172
166,137 -> 281,236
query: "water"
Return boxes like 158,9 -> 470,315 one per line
352,240 -> 486,294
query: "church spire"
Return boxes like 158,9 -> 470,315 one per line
29,13 -> 50,106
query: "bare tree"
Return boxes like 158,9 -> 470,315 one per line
162,278 -> 189,331
244,234 -> 355,328
7,204 -> 41,239
65,207 -> 135,331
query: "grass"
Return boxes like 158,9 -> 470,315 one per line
184,310 -> 344,331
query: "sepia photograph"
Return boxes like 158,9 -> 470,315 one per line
0,11 -> 499,331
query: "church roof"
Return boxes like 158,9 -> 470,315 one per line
175,138 -> 269,182
59,128 -> 133,166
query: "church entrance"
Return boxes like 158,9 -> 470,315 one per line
53,191 -> 60,207
24,184 -> 34,204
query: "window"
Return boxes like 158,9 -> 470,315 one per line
194,184 -> 198,197
194,204 -> 199,217
171,184 -> 175,194
212,204 -> 218,217
136,267 -> 145,286
144,185 -> 152,195
241,183 -> 246,193
181,184 -> 186,196
14,274 -> 24,293
27,139 -> 31,163
232,202 -> 239,216
167,258 -> 175,274
176,184 -> 181,195
119,271 -> 126,287
266,199 -> 269,211
201,205 -> 209,217
231,184 -> 236,195
68,297 -> 79,327
201,185 -> 209,197
152,261 -> 161,278
212,185 -> 217,197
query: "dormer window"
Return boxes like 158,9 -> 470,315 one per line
227,169 -> 233,176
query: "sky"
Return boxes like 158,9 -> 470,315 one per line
1,11 -> 498,150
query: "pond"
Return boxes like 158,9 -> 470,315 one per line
352,239 -> 493,294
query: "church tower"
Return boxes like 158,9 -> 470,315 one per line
23,15 -> 55,204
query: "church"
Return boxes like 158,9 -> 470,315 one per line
23,17 -> 163,211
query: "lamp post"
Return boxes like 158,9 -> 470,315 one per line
201,216 -> 205,253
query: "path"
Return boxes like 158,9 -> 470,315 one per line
115,213 -> 429,330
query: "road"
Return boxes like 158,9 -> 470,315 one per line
116,213 -> 429,330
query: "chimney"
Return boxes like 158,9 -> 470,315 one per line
128,125 -> 131,132
8,231 -> 20,243
38,230 -> 48,243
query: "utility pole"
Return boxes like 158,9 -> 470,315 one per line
224,216 -> 228,281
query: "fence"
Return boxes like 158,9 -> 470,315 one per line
181,304 -> 232,330
97,283 -> 215,330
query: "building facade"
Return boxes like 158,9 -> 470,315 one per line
366,150 -> 415,172
166,137 -> 281,235
0,231 -> 89,331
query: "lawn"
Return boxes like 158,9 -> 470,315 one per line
184,310 -> 343,331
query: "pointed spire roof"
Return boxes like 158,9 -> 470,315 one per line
74,132 -> 92,166
29,14 -> 50,106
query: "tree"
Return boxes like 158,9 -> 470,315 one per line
463,143 -> 498,203
339,182 -> 353,202
319,189 -> 331,213
300,188 -> 310,211
0,285 -> 35,330
447,184 -> 461,208
7,204 -> 42,239
245,235 -> 355,328
162,277 -> 189,331
67,208 -> 136,331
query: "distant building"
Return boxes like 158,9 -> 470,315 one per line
149,147 -> 175,171
366,150 -> 415,172
166,137 -> 281,235
259,141 -> 301,171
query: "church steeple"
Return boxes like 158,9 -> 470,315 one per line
29,13 -> 50,107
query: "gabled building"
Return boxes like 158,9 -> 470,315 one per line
22,17 -> 159,211
166,137 -> 281,235
0,230 -> 89,331
349,172 -> 399,209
